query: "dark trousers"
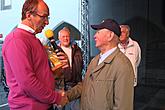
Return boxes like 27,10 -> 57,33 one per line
48,106 -> 54,110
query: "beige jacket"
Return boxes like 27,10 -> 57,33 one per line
67,48 -> 134,110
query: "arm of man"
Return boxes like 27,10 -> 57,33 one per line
5,38 -> 62,104
135,41 -> 141,67
66,82 -> 82,101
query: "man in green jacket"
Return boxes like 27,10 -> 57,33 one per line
66,18 -> 134,110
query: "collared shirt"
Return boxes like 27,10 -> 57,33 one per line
98,47 -> 117,65
17,23 -> 35,34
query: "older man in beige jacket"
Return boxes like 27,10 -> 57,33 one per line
66,19 -> 134,110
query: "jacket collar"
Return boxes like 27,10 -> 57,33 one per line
92,48 -> 120,73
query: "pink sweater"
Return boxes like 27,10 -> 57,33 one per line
2,28 -> 61,110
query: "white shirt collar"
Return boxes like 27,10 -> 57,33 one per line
17,23 -> 35,34
98,47 -> 117,65
118,38 -> 134,49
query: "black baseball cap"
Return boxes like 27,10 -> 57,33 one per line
91,18 -> 121,37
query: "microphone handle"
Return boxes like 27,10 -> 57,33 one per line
49,38 -> 59,51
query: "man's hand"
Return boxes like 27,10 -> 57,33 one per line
51,51 -> 69,79
56,51 -> 69,69
55,90 -> 69,108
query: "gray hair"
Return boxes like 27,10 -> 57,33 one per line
120,25 -> 130,32
58,26 -> 71,36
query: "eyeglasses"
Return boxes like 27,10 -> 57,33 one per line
34,12 -> 50,20
36,13 -> 50,20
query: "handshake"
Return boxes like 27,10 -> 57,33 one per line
54,90 -> 69,109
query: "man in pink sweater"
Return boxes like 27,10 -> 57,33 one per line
2,0 -> 68,110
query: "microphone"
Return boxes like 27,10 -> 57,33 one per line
44,29 -> 63,71
45,29 -> 59,51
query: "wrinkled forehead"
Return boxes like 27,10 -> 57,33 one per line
59,30 -> 70,36
97,28 -> 112,33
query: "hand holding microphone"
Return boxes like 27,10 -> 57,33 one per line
45,29 -> 69,71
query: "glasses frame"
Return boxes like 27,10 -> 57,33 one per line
32,11 -> 50,20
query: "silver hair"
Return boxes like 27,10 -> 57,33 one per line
58,26 -> 70,36
120,25 -> 130,32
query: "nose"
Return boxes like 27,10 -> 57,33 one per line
45,19 -> 49,25
94,33 -> 97,39
94,35 -> 96,39
64,36 -> 69,40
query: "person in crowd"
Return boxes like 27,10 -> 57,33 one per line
55,27 -> 83,110
2,0 -> 68,110
66,18 -> 134,110
118,24 -> 141,86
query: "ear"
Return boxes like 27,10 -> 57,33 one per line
26,11 -> 32,20
108,32 -> 114,41
58,35 -> 60,40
